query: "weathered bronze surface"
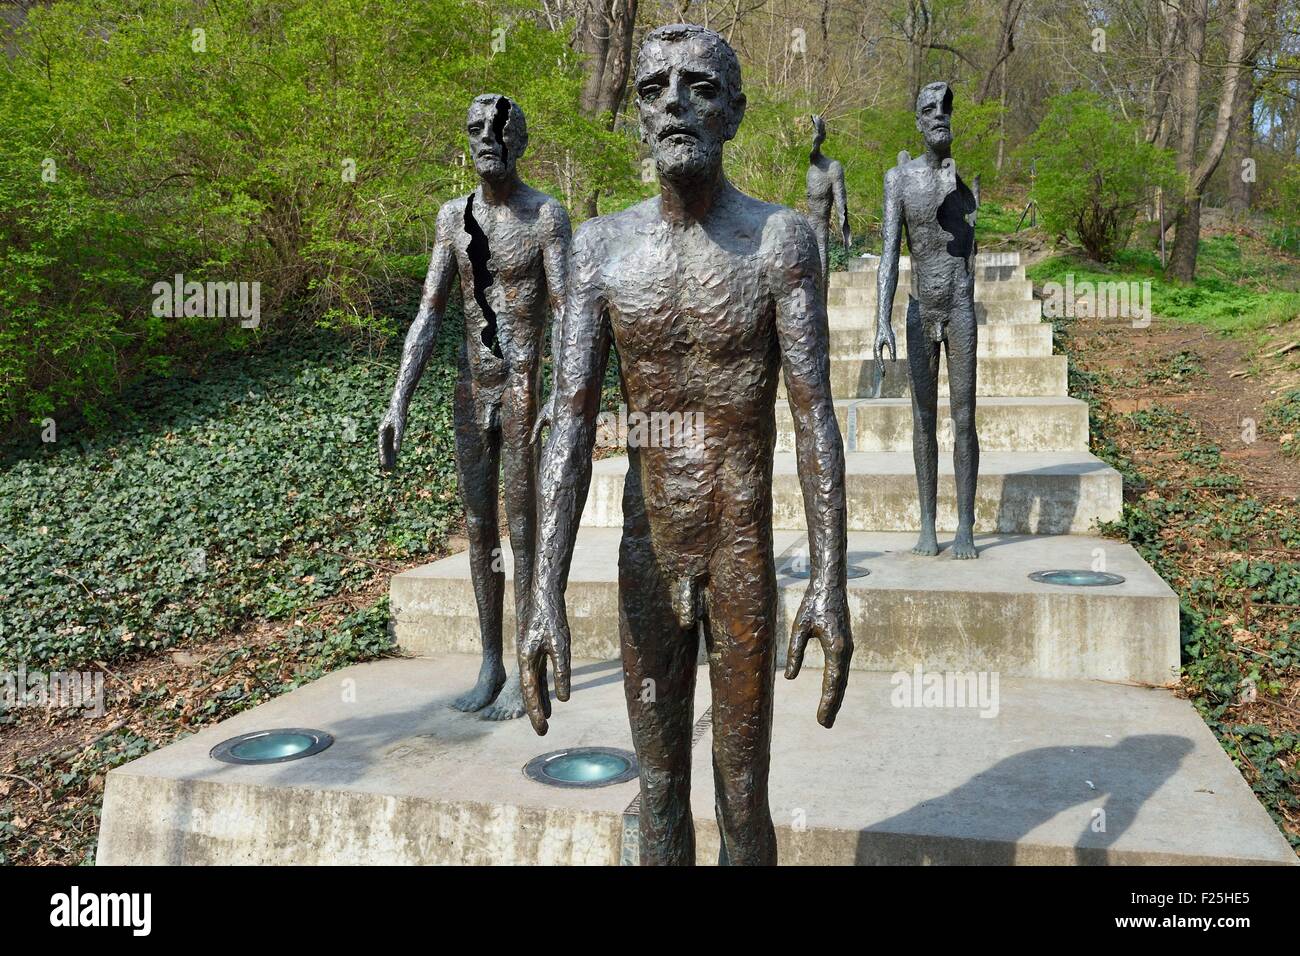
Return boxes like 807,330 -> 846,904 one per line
518,24 -> 852,865
806,114 -> 851,297
379,95 -> 571,719
876,81 -> 981,559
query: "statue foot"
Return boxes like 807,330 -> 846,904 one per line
912,531 -> 940,556
451,661 -> 506,713
951,529 -> 978,560
481,672 -> 526,721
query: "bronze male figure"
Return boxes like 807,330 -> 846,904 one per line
379,95 -> 570,718
806,114 -> 851,297
876,82 -> 981,559
517,25 -> 852,865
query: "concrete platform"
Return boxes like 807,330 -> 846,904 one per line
96,655 -> 1297,865
775,397 -> 1089,453
780,354 -> 1068,399
829,299 -> 1044,328
829,323 -> 1053,358
391,529 -> 1180,683
579,451 -> 1121,535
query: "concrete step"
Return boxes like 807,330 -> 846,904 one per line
580,450 -> 1121,535
775,397 -> 1090,454
829,299 -> 1044,328
828,323 -> 1053,359
779,354 -> 1069,399
828,281 -> 1033,306
97,655 -> 1297,865
832,264 -> 1027,286
391,528 -> 1179,684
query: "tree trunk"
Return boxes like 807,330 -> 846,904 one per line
574,0 -> 639,218
1166,0 -> 1250,282
1226,70 -> 1255,216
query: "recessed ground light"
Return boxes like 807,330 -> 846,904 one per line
523,747 -> 639,788
779,558 -> 871,579
210,728 -> 334,765
1028,570 -> 1126,587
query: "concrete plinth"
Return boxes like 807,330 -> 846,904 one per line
96,655 -> 1296,866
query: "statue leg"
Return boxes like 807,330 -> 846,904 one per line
945,301 -> 980,558
702,521 -> 778,865
619,487 -> 699,865
450,378 -> 507,712
906,300 -> 941,556
482,375 -> 538,720
812,220 -> 830,301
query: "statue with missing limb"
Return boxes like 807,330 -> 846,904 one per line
806,114 -> 851,297
875,82 -> 981,560
517,25 -> 853,866
379,95 -> 570,719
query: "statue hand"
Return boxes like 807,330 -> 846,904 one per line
785,579 -> 853,728
378,405 -> 406,471
841,224 -> 852,253
530,395 -> 555,447
518,589 -> 571,735
874,322 -> 897,365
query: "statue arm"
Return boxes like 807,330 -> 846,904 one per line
875,168 -> 902,363
773,213 -> 853,729
519,223 -> 612,734
379,203 -> 457,469
534,201 -> 573,444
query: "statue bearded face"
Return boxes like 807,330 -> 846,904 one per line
466,95 -> 527,182
635,27 -> 746,183
915,83 -> 954,152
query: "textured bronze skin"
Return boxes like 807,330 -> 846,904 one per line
518,25 -> 852,865
876,81 -> 981,560
379,95 -> 571,719
806,114 -> 851,298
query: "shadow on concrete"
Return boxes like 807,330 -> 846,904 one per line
854,734 -> 1194,864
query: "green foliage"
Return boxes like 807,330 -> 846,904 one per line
0,0 -> 623,432
1029,244 -> 1300,334
1263,390 -> 1300,459
1018,92 -> 1180,262
0,313 -> 468,671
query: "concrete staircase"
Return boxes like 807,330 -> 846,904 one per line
98,252 -> 1296,866
392,252 -> 1173,685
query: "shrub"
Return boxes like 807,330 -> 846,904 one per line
1018,91 -> 1180,262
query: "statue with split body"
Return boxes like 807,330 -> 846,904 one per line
875,82 -> 981,560
379,94 -> 571,720
518,24 -> 853,865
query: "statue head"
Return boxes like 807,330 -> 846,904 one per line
467,94 -> 528,182
635,24 -> 746,183
915,82 -> 953,152
811,114 -> 827,151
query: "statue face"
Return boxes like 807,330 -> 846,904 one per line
466,96 -> 522,181
915,85 -> 953,151
635,34 -> 745,182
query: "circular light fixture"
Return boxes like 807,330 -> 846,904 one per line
523,747 -> 639,788
1028,569 -> 1127,587
210,728 -> 334,765
779,555 -> 871,580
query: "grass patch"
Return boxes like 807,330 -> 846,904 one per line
1029,237 -> 1300,334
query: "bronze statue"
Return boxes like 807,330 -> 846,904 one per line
517,24 -> 853,865
806,114 -> 851,296
876,82 -> 981,559
379,95 -> 571,719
